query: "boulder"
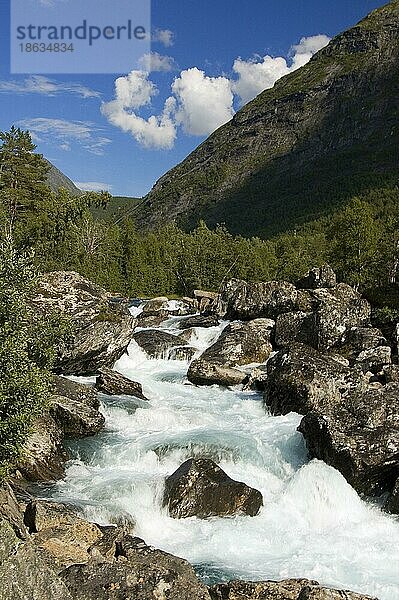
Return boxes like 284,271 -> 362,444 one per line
264,343 -> 364,416
52,376 -> 99,410
163,458 -> 263,518
188,319 -> 274,387
354,345 -> 392,373
50,397 -> 105,438
133,329 -> 192,359
217,279 -> 298,321
341,327 -> 387,353
296,265 -> 337,290
137,309 -> 169,328
95,367 -> 148,400
208,579 -> 377,600
385,478 -> 399,514
177,315 -> 220,329
298,383 -> 399,496
60,535 -> 211,600
32,272 -> 135,375
244,365 -> 268,391
169,346 -> 197,361
18,414 -> 68,482
141,297 -> 169,313
275,311 -> 314,347
383,364 -> 399,383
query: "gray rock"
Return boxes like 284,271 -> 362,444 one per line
342,327 -> 387,353
275,311 -> 314,347
169,346 -> 197,361
188,319 -> 274,387
133,329 -> 191,359
141,297 -> 169,313
177,315 -> 220,329
52,376 -> 99,410
354,345 -> 392,373
95,367 -> 148,400
296,265 -> 337,290
32,272 -> 135,375
50,396 -> 105,438
385,478 -> 399,514
217,279 -> 298,320
137,310 -> 169,328
164,458 -> 263,519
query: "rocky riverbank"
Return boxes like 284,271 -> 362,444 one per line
1,267 -> 398,599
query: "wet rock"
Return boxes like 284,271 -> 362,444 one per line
264,343 -> 364,416
50,396 -> 105,438
164,458 -> 263,518
52,376 -> 99,410
32,272 -> 135,375
142,297 -> 169,313
95,367 -> 148,400
177,315 -> 220,329
354,345 -> 392,373
385,478 -> 399,514
169,346 -> 197,361
244,365 -> 268,391
296,265 -> 337,290
188,319 -> 274,387
218,279 -> 297,321
18,414 -> 68,482
61,535 -> 211,600
298,383 -> 399,496
137,309 -> 169,328
133,329 -> 191,359
208,579 -> 377,600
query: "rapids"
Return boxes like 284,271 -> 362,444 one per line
38,307 -> 399,599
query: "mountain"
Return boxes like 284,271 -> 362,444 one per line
46,162 -> 82,196
137,0 -> 399,238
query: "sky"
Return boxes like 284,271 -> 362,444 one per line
0,0 -> 384,198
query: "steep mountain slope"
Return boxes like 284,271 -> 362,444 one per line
137,0 -> 399,238
46,162 -> 82,196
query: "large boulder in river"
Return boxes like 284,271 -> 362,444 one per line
209,579 -> 377,600
296,265 -> 337,290
188,319 -> 274,386
217,279 -> 297,320
264,343 -> 363,416
298,383 -> 399,497
95,367 -> 148,400
32,272 -> 136,375
164,458 -> 263,518
133,329 -> 193,359
177,315 -> 220,329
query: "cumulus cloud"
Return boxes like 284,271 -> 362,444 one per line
101,71 -> 177,149
74,181 -> 113,192
103,34 -> 330,149
152,29 -> 174,47
172,68 -> 234,136
17,118 -> 111,155
232,34 -> 330,105
139,52 -> 176,72
0,75 -> 100,98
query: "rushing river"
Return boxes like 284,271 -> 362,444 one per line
39,307 -> 399,600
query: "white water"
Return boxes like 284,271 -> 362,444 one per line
42,311 -> 399,599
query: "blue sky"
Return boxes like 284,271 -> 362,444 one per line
0,0 -> 384,197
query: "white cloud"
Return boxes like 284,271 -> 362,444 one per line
101,71 -> 177,149
74,181 -> 112,192
139,52 -> 176,72
152,29 -> 174,47
232,34 -> 330,105
17,118 -> 111,155
0,75 -> 100,98
172,68 -> 234,136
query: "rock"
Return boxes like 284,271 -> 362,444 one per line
385,478 -> 399,514
354,345 -> 392,373
264,343 -> 364,416
163,458 -> 263,518
61,535 -> 211,600
383,364 -> 399,383
141,297 -> 169,313
188,319 -> 274,386
296,265 -> 337,290
95,367 -> 148,400
27,501 -> 103,573
169,346 -> 197,361
52,376 -> 99,410
218,279 -> 298,321
177,315 -> 220,329
298,383 -> 399,496
342,327 -> 387,353
208,579 -> 377,600
50,397 -> 105,438
133,329 -> 193,359
18,414 -> 68,482
137,309 -> 169,328
32,272 -> 135,375
244,365 -> 268,391
0,484 -> 28,539
275,311 -> 314,347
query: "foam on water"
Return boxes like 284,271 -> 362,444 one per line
43,315 -> 399,599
